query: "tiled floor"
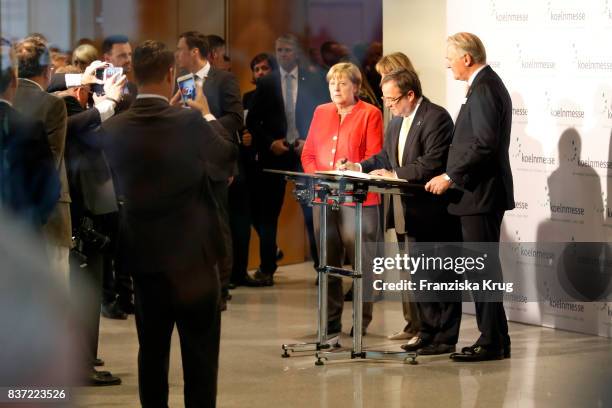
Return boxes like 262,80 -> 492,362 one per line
76,262 -> 612,407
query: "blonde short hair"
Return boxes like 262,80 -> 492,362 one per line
326,62 -> 362,95
72,44 -> 99,70
375,52 -> 415,76
447,32 -> 487,64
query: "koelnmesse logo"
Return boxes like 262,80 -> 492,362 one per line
602,91 -> 612,124
571,43 -> 612,72
511,134 -> 556,165
516,43 -> 556,70
490,0 -> 529,23
547,1 -> 587,22
545,90 -> 585,123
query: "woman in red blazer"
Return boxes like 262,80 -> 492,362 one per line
301,62 -> 383,336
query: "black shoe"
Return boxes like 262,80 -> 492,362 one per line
253,269 -> 274,286
101,301 -> 127,320
450,345 -> 503,362
118,301 -> 135,315
88,369 -> 121,386
219,298 -> 227,312
400,337 -> 431,352
417,343 -> 456,355
93,358 -> 104,367
459,343 -> 510,358
228,282 -> 237,290
349,326 -> 367,337
235,274 -> 269,287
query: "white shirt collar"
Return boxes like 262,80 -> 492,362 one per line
0,98 -> 12,107
405,96 -> 423,119
136,94 -> 169,103
468,65 -> 487,87
279,65 -> 298,79
20,78 -> 45,91
195,61 -> 211,80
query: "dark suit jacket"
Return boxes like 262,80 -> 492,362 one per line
0,102 -> 60,226
100,97 -> 237,288
14,78 -> 72,247
63,96 -> 118,217
246,67 -> 329,170
360,97 -> 455,233
446,66 -> 515,216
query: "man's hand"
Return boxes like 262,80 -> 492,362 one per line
228,176 -> 234,186
103,72 -> 127,102
335,158 -> 360,171
242,131 -> 253,147
82,60 -> 107,85
294,139 -> 305,156
186,82 -> 211,115
170,90 -> 182,106
425,174 -> 453,195
270,139 -> 289,156
369,169 -> 396,178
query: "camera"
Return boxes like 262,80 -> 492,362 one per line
71,217 -> 111,266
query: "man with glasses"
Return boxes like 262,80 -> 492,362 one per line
339,68 -> 462,355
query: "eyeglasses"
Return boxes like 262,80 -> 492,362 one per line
381,94 -> 404,105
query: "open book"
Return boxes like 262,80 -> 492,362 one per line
315,170 -> 408,183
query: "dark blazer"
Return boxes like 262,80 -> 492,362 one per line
63,96 -> 118,216
100,97 -> 237,284
14,79 -> 72,246
246,67 -> 329,169
360,97 -> 455,231
0,102 -> 60,226
446,66 -> 515,216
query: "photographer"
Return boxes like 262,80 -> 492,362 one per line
54,63 -> 126,386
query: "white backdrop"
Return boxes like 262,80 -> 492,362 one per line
446,0 -> 612,336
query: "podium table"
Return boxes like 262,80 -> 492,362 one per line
267,169 -> 425,366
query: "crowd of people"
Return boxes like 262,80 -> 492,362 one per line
0,29 -> 513,407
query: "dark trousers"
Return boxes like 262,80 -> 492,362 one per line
301,203 -> 319,269
102,209 -> 133,307
256,172 -> 286,275
70,246 -> 103,369
460,211 -> 510,348
134,275 -> 220,408
212,180 -> 232,296
403,212 -> 463,345
313,205 -> 379,328
229,174 -> 252,284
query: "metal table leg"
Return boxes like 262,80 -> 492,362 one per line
315,202 -> 417,366
282,201 -> 339,357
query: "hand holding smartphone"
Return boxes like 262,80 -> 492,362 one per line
176,73 -> 196,105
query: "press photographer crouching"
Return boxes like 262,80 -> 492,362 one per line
51,62 -> 126,386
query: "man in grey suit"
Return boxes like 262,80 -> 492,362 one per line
13,37 -> 71,287
175,31 -> 243,310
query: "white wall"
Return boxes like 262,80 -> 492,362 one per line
383,0 -> 447,106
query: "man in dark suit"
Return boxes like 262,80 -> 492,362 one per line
0,38 -> 59,228
56,64 -> 126,385
175,31 -> 243,308
341,68 -> 462,355
101,40 -> 237,407
426,32 -> 514,362
13,37 -> 72,289
246,34 -> 329,283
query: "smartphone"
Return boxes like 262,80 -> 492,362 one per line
92,67 -> 105,95
103,66 -> 123,82
176,73 -> 196,105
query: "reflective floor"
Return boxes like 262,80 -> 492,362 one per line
77,262 -> 612,408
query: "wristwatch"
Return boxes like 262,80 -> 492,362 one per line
443,174 -> 453,184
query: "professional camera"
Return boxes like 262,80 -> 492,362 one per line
71,216 -> 110,266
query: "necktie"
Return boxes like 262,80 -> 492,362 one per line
397,115 -> 413,166
284,73 -> 298,144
